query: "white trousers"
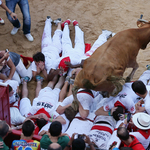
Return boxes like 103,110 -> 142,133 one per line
41,19 -> 62,58
62,24 -> 85,57
83,30 -> 111,59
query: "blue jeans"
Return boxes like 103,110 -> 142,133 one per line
5,0 -> 31,34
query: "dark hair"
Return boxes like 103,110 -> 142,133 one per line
132,80 -> 147,95
8,85 -> 13,93
117,127 -> 129,141
120,147 -> 133,150
49,121 -> 62,136
72,138 -> 86,150
48,143 -> 62,150
0,120 -> 9,138
64,106 -> 78,122
36,118 -> 47,130
22,120 -> 35,137
33,52 -> 45,62
112,106 -> 125,121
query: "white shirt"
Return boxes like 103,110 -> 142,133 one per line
0,0 -> 2,5
103,83 -> 138,113
30,87 -> 60,118
143,85 -> 150,114
59,89 -> 99,111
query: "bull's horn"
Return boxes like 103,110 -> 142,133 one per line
137,19 -> 149,23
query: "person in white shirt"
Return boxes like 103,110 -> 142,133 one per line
32,17 -> 62,81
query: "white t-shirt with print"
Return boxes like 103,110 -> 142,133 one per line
103,83 -> 138,113
59,89 -> 99,111
30,87 -> 60,117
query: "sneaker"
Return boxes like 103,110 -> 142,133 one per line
146,65 -> 150,70
65,76 -> 70,83
21,76 -> 30,83
61,19 -> 71,29
72,20 -> 78,26
53,18 -> 61,25
0,18 -> 4,25
11,27 -> 19,35
25,33 -> 34,42
36,75 -> 44,82
47,16 -> 53,22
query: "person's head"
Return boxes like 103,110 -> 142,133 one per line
8,85 -> 14,97
0,120 -> 9,138
132,80 -> 147,95
58,56 -> 71,75
33,52 -> 45,66
22,120 -> 35,137
117,127 -> 129,141
132,112 -> 150,130
48,143 -> 62,150
112,106 -> 125,121
49,121 -> 62,137
72,138 -> 86,150
36,118 -> 48,130
64,106 -> 78,122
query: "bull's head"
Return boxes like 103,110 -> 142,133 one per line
137,18 -> 150,28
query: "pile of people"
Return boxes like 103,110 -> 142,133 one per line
1,1 -> 150,149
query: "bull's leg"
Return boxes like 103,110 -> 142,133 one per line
126,63 -> 139,82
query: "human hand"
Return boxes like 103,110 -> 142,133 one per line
4,51 -> 9,59
64,61 -> 72,68
10,12 -> 17,20
111,107 -> 117,115
135,101 -> 141,110
83,134 -> 91,145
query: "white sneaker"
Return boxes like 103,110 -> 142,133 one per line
53,18 -> 61,25
11,27 -> 19,35
25,33 -> 34,42
47,16 -> 53,22
0,18 -> 5,25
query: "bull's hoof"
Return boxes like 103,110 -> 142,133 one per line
125,77 -> 131,82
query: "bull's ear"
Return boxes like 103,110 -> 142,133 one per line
137,21 -> 144,28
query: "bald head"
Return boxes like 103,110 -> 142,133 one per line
48,143 -> 62,150
117,127 -> 129,141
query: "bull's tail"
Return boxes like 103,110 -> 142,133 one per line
72,85 -> 80,111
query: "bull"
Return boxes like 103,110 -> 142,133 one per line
72,16 -> 150,103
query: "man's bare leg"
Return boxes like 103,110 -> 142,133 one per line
22,80 -> 28,98
59,81 -> 69,102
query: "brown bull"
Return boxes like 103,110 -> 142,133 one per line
72,18 -> 150,102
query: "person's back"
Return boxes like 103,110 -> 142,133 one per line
40,121 -> 70,150
11,120 -> 40,150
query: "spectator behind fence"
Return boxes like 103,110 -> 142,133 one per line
11,119 -> 40,150
40,121 -> 70,150
0,120 -> 10,150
